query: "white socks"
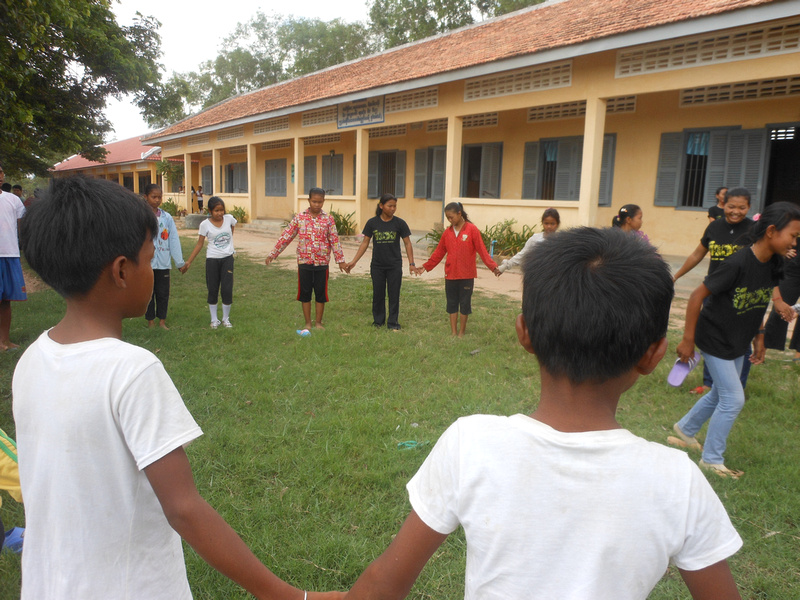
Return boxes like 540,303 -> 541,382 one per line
209,304 -> 218,322
222,304 -> 231,322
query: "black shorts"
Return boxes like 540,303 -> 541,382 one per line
445,278 -> 473,315
297,264 -> 329,303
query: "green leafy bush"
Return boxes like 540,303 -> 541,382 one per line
420,223 -> 445,251
329,209 -> 357,236
229,205 -> 248,223
422,219 -> 537,257
160,198 -> 180,217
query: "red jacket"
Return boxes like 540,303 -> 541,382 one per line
423,221 -> 497,279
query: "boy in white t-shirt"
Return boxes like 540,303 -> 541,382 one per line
342,227 -> 742,600
13,177 -> 341,600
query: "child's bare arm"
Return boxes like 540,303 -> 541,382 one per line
181,235 -> 206,273
346,236 -> 371,272
145,447 -> 316,600
679,560 -> 741,600
345,511 -> 448,600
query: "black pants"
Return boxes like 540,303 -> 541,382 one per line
765,269 -> 800,352
371,265 -> 402,328
146,269 -> 171,320
206,255 -> 234,305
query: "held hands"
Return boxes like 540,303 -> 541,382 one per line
179,263 -> 190,274
493,267 -> 502,277
410,265 -> 424,276
773,298 -> 797,323
264,256 -> 274,266
344,261 -> 356,274
337,262 -> 347,272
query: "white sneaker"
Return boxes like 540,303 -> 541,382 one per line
222,319 -> 233,328
210,320 -> 221,329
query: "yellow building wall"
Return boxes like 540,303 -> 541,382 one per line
155,31 -> 800,254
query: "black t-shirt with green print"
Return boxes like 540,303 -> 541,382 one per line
700,217 -> 753,275
362,216 -> 411,268
697,246 -> 779,359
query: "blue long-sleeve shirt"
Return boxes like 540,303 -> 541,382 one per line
151,209 -> 185,270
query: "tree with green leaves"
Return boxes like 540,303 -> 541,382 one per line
147,13 -> 373,122
367,0 -> 546,49
0,1 -> 164,177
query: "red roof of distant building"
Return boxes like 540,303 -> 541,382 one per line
146,0 -> 779,140
53,135 -> 162,172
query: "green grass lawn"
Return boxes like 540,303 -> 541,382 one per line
1,238 -> 799,599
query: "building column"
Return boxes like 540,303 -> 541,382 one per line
293,137 -> 304,215
116,171 -> 123,186
577,97 -> 607,226
247,143 -> 258,220
444,115 -> 464,203
133,169 -> 140,195
354,128 -> 369,229
183,153 -> 194,212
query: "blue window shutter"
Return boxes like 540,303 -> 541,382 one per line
395,150 -> 406,198
236,162 -> 248,193
322,154 -> 343,195
321,154 -> 331,192
654,132 -> 683,206
521,142 -> 539,199
431,146 -> 446,201
224,165 -> 233,193
702,130 -> 729,208
725,129 -> 767,210
277,159 -> 286,196
368,151 -> 378,199
264,161 -> 272,196
202,165 -> 213,194
598,134 -> 616,207
264,159 -> 286,196
304,156 -> 316,194
554,137 -> 581,201
414,149 -> 428,198
333,154 -> 344,195
479,143 -> 502,198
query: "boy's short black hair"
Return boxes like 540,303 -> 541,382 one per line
21,177 -> 157,298
308,187 -> 325,198
521,227 -> 673,384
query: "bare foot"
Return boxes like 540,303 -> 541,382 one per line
159,321 -> 169,331
147,320 -> 155,328
304,322 -> 313,330
1,341 -> 19,351
314,322 -> 325,330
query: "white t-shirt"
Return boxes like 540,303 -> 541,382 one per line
497,232 -> 544,273
407,414 -> 742,600
199,214 -> 237,259
0,190 -> 25,257
13,332 -> 203,600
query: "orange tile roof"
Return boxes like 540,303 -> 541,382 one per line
53,135 -> 161,172
148,0 -> 778,139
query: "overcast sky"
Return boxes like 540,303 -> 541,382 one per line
106,0 -> 370,142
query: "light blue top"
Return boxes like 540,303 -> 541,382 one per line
151,209 -> 185,270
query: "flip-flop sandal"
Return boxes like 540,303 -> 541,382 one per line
667,424 -> 703,451
667,352 -> 700,387
699,460 -> 744,479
